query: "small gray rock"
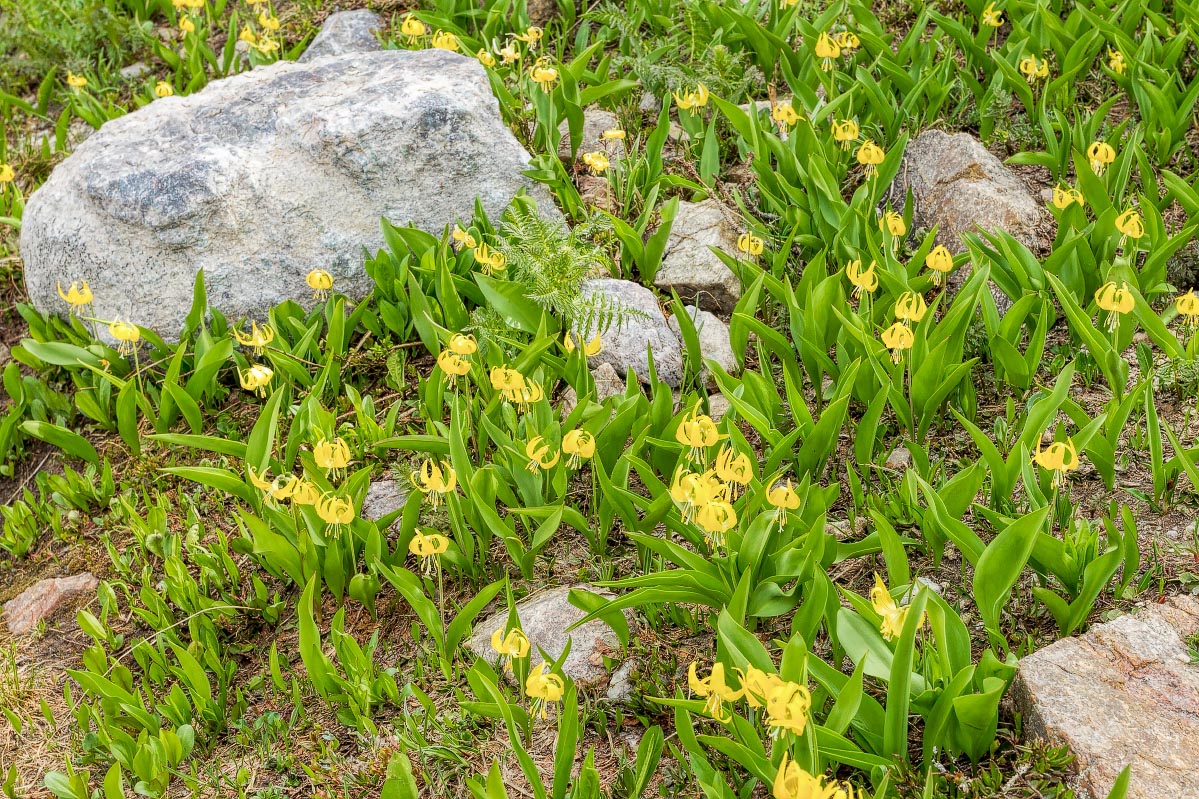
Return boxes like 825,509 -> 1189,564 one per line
20,50 -> 557,340
573,279 -> 683,388
1012,596 -> 1199,799
361,478 -> 408,526
638,92 -> 661,114
560,361 -> 630,415
298,10 -> 382,63
707,393 -> 731,422
885,446 -> 911,471
558,107 -> 624,165
4,573 -> 98,635
467,585 -> 631,688
654,199 -> 742,314
119,61 -> 151,80
668,305 -> 739,379
605,659 -> 637,701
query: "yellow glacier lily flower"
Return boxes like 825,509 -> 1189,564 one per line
688,661 -> 742,722
57,280 -> 93,313
437,350 -> 471,377
1176,291 -> 1199,327
524,436 -> 560,472
476,49 -> 496,67
880,210 -> 906,237
1114,208 -> 1144,240
881,322 -> 914,363
109,319 -> 141,355
814,32 -> 841,70
238,363 -> 273,397
870,573 -> 910,641
154,81 -> 174,98
233,321 -> 274,355
431,30 -> 459,51
855,139 -> 885,177
564,332 -> 603,357
490,627 -> 531,659
410,459 -> 457,507
306,268 -> 333,300
562,429 -> 596,468
714,444 -> 752,497
1107,48 -> 1126,75
400,15 -> 427,44
925,245 -> 955,286
1094,281 -> 1134,330
737,232 -> 764,257
1051,184 -> 1084,210
832,119 -> 859,149
765,679 -> 812,739
673,83 -> 709,111
315,493 -> 354,535
581,151 -> 610,174
525,663 -> 564,719
529,58 -> 558,90
1019,54 -> 1049,82
845,259 -> 877,295
1087,141 -> 1115,175
981,2 -> 1004,27
894,290 -> 928,324
1032,438 -> 1079,487
675,403 -> 725,461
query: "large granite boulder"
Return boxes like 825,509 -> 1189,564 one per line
1012,596 -> 1199,799
20,50 -> 556,338
888,130 -> 1050,255
667,304 -> 739,380
298,10 -> 382,62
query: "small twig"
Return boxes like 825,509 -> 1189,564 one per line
4,451 -> 52,506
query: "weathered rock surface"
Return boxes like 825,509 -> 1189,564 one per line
885,446 -> 912,471
888,130 -> 1049,255
467,585 -> 629,688
560,361 -> 630,415
4,573 -> 98,635
654,200 -> 742,314
299,10 -> 383,62
668,305 -> 739,379
21,50 -> 555,338
361,478 -> 408,526
1012,596 -> 1199,799
558,107 -> 624,165
573,279 -> 683,387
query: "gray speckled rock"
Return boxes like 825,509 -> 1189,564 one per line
20,50 -> 556,339
573,279 -> 683,387
298,10 -> 382,62
668,305 -> 739,379
653,199 -> 741,314
1012,596 -> 1199,799
467,585 -> 630,688
558,107 -> 623,165
361,478 -> 408,527
888,130 -> 1049,253
559,361 -> 629,415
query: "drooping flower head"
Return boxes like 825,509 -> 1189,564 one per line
562,429 -> 596,469
845,260 -> 877,296
524,436 -> 560,473
832,119 -> 859,150
315,493 -> 355,537
814,32 -> 841,70
410,459 -> 457,507
581,151 -> 610,174
1032,438 -> 1079,487
855,139 -> 885,177
525,663 -> 565,719
409,530 -> 449,574
233,321 -> 275,355
1177,291 -> 1199,328
675,403 -> 726,462
925,245 -> 955,286
687,661 -> 742,722
109,319 -> 141,356
57,280 -> 93,314
673,83 -> 709,111
1087,141 -> 1116,175
1019,54 -> 1049,82
1051,184 -> 1084,210
881,321 -> 914,363
238,363 -> 274,397
737,232 -> 764,257
1094,281 -> 1134,330
869,573 -> 910,641
306,268 -> 334,300
894,290 -> 928,324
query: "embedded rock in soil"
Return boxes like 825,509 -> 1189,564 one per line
667,305 -> 740,380
888,130 -> 1050,313
361,478 -> 408,527
20,50 -> 556,340
4,573 -> 99,635
467,585 -> 630,688
298,10 -> 383,62
559,362 -> 630,415
558,107 -> 625,166
888,130 -> 1049,254
572,279 -> 684,387
1011,596 -> 1199,799
653,199 -> 742,314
